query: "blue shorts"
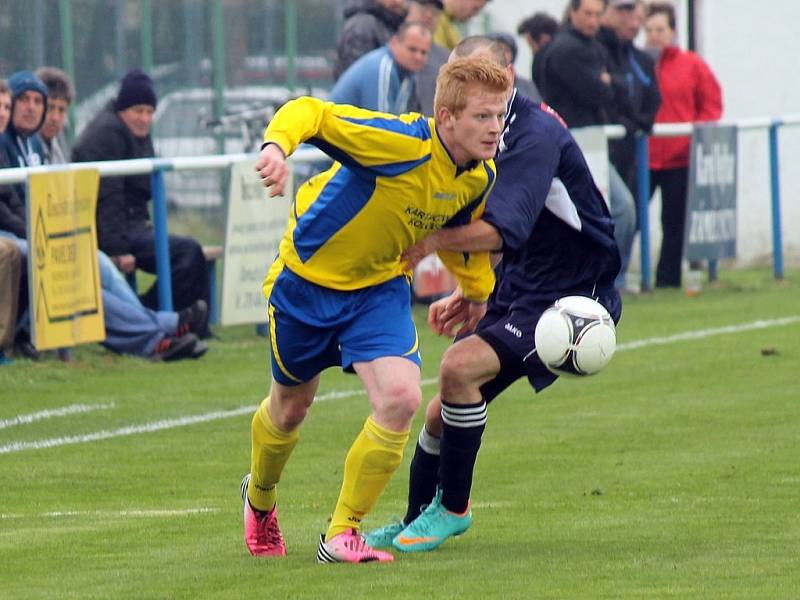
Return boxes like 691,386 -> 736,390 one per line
266,268 -> 420,385
458,289 -> 622,402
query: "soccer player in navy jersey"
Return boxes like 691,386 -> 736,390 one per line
242,57 -> 511,563
366,36 -> 624,553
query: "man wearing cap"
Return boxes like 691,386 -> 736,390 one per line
72,69 -> 211,334
0,70 -> 50,356
0,71 -> 48,195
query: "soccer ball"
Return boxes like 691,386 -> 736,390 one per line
534,296 -> 616,376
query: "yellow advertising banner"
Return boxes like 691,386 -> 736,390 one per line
27,169 -> 105,350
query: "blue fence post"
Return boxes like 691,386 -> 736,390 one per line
151,167 -> 174,311
768,120 -> 785,280
708,260 -> 718,282
635,133 -> 651,292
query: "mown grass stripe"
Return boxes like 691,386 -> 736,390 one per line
2,316 -> 797,455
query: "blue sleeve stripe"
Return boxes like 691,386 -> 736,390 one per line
370,154 -> 431,177
308,136 -> 431,178
293,168 -> 377,262
337,115 -> 432,141
308,137 -> 367,174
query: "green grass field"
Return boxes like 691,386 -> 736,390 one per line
2,268 -> 799,599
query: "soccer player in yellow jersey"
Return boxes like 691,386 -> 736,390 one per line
241,56 -> 510,563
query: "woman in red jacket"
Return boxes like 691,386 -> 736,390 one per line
645,2 -> 722,288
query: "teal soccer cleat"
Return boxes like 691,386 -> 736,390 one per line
363,520 -> 405,549
392,490 -> 472,553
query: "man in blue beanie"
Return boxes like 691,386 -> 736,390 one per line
0,71 -> 48,198
72,69 -> 211,335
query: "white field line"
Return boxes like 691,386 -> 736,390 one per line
0,380 -> 435,456
0,402 -> 114,430
616,316 -> 800,351
0,507 -> 218,520
2,316 -> 797,456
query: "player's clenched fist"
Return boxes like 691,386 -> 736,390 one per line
255,143 -> 288,197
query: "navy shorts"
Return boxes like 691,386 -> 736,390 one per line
460,290 -> 622,403
266,268 -> 420,385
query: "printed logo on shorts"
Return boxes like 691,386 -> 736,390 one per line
504,322 -> 523,338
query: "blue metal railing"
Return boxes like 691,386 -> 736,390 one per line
0,122 -> 794,310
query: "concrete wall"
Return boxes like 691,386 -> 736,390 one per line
481,0 -> 799,267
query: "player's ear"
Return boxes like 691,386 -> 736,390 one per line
437,105 -> 454,129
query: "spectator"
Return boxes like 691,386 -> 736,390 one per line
0,71 -> 47,194
487,31 -> 541,101
0,71 -> 208,362
334,0 -> 409,80
407,0 -> 449,116
645,2 -> 722,288
330,21 -> 432,114
0,239 -> 21,365
597,0 -> 661,193
35,66 -> 73,165
435,0 -> 490,50
542,0 -> 637,292
0,71 -> 48,359
0,79 -> 10,134
517,11 -> 559,93
72,69 -> 211,333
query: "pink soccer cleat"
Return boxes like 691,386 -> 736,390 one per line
241,474 -> 286,557
316,528 -> 394,564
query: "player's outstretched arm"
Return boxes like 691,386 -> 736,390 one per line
402,220 -> 502,271
255,143 -> 288,197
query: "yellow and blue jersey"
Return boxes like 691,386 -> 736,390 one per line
262,96 -> 496,304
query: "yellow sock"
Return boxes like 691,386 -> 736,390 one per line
247,398 -> 299,512
326,416 -> 410,540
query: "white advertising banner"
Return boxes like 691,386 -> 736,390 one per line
570,126 -> 611,208
220,160 -> 292,325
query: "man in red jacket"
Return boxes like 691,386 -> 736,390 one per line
645,2 -> 722,288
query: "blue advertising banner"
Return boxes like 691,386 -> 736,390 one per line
685,125 -> 738,261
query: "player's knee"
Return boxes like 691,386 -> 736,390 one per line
439,346 -> 477,396
380,381 -> 421,423
270,400 -> 308,430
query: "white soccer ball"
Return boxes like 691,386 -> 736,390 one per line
534,296 -> 617,376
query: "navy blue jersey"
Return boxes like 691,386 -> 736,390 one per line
482,91 -> 621,309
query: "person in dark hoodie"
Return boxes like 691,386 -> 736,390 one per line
0,71 -> 48,191
334,0 -> 408,80
72,69 -> 210,334
0,71 -> 48,358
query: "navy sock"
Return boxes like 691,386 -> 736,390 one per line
439,399 -> 487,514
403,428 -> 441,524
